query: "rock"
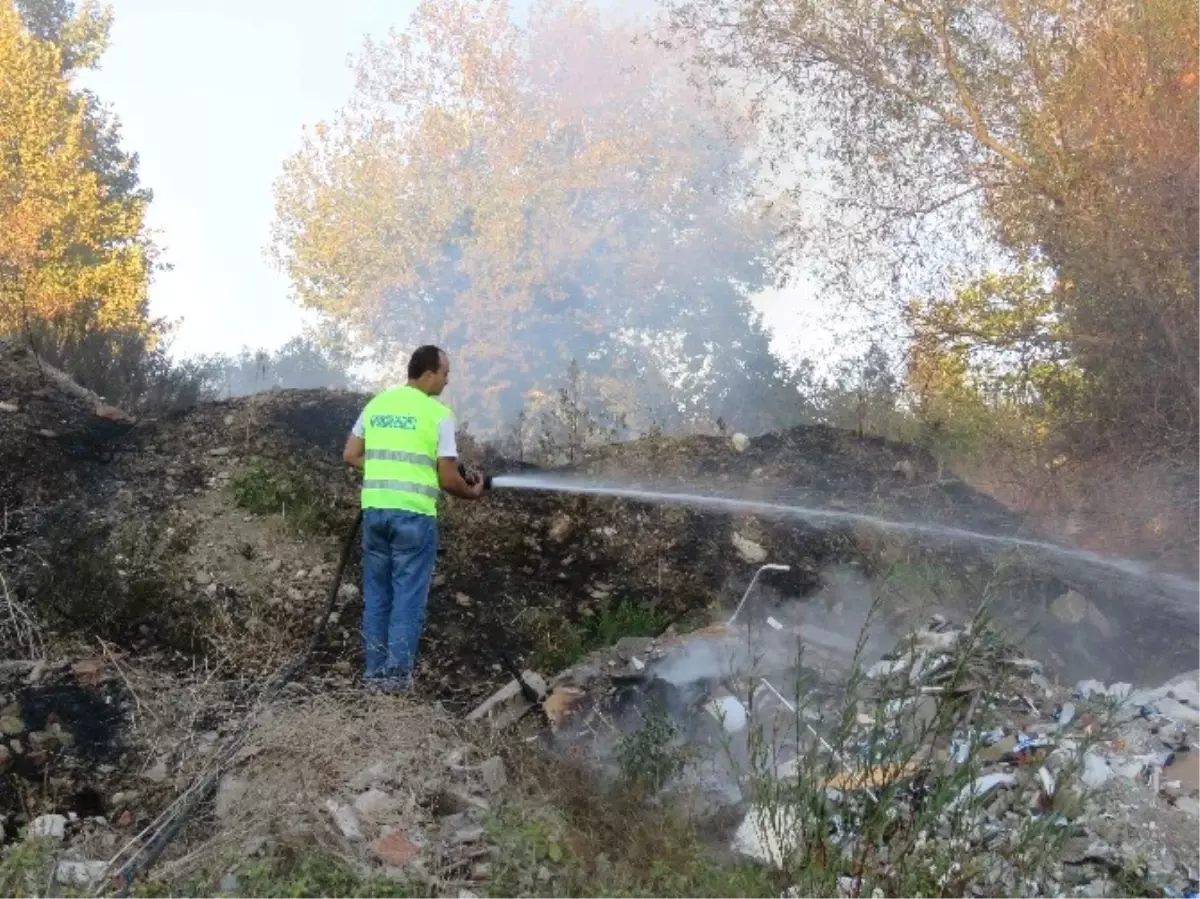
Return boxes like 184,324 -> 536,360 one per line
1075,679 -> 1107,699
337,583 -> 359,600
466,671 -> 548,725
30,814 -> 67,840
370,831 -> 420,867
0,745 -> 10,773
71,658 -> 108,683
1174,795 -> 1200,817
0,401 -> 18,413
0,715 -> 23,736
350,761 -> 391,792
866,657 -> 909,679
547,514 -> 574,544
1048,588 -> 1111,636
731,433 -> 751,452
219,873 -> 241,893
452,825 -> 485,845
1166,675 -> 1200,706
55,859 -> 108,886
208,446 -> 232,456
1156,697 -> 1200,726
287,587 -> 304,603
1051,589 -> 1090,624
455,592 -> 472,607
324,799 -> 365,842
94,402 -> 132,423
353,788 -> 400,820
142,758 -> 169,782
266,558 -> 283,574
28,730 -> 60,752
731,532 -> 767,564
215,775 -> 249,821
480,756 -> 507,793
193,571 -> 213,587
116,810 -> 134,828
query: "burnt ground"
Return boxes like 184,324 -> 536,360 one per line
1,337 -> 1197,731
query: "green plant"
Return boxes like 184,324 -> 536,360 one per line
526,599 -> 671,673
32,519 -> 208,654
719,592 -> 1080,898
615,709 -> 692,793
229,458 -> 339,535
135,847 -> 418,898
483,793 -> 778,898
0,837 -> 58,898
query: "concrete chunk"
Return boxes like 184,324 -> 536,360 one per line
466,672 -> 547,724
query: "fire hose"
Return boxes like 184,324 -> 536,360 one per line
105,508 -> 364,895
106,464 -> 529,895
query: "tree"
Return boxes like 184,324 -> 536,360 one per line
665,0 -> 1199,455
271,0 -> 812,435
0,0 -> 156,352
819,342 -> 902,438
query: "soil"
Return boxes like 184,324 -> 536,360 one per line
1,337 -> 1198,841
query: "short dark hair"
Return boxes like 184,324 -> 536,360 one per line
407,345 -> 445,379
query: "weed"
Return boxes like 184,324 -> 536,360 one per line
615,709 -> 692,793
31,518 -> 208,654
0,840 -> 432,897
483,791 -> 779,898
526,599 -> 670,672
135,847 -> 419,898
229,457 -> 340,535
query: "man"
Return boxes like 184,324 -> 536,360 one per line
342,345 -> 485,692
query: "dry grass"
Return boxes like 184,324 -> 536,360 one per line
0,566 -> 45,661
151,687 -> 465,888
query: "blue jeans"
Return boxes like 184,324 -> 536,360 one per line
361,508 -> 439,689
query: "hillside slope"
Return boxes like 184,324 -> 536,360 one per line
3,338 -> 1196,709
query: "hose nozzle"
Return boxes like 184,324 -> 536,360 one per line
457,463 -> 492,490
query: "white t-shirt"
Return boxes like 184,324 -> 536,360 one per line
351,408 -> 458,459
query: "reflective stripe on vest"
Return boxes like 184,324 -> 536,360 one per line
360,386 -> 450,516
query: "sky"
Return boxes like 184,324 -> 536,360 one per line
79,0 -> 854,370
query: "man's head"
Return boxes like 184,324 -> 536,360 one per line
407,345 -> 450,396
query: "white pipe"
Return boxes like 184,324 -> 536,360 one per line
726,562 -> 791,626
759,677 -> 878,804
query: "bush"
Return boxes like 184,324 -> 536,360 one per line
525,599 -> 670,672
229,458 -> 341,535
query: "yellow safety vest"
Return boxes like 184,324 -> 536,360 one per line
360,386 -> 451,516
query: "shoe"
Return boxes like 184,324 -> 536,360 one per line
364,675 -> 410,695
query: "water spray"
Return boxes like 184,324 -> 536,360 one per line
489,472 -> 1200,602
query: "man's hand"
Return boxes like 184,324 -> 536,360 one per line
437,458 -> 485,500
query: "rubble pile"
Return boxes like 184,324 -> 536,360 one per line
726,616 -> 1200,898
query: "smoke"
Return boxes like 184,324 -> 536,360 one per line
652,565 -> 895,688
273,0 -> 817,439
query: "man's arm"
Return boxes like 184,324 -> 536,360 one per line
343,410 -> 366,469
343,434 -> 365,470
434,414 -> 483,500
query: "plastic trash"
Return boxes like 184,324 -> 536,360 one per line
1057,701 -> 1076,727
1080,752 -> 1111,789
705,695 -> 748,733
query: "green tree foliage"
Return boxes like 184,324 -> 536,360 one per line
271,0 -> 814,434
1,0 -> 156,336
665,0 -> 1199,456
1,0 -> 164,405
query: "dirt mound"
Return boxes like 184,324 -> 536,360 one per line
1,344 -> 1196,713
